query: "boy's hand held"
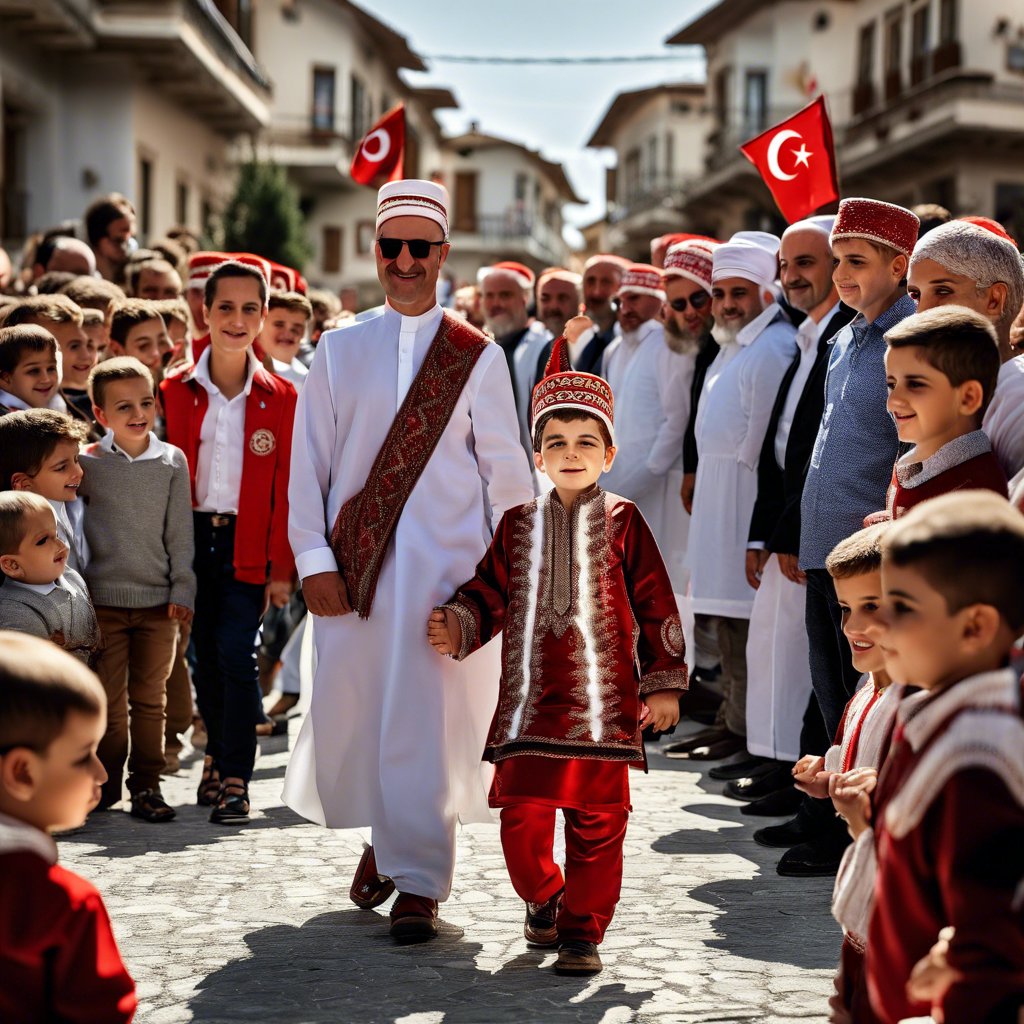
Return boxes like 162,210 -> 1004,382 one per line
643,690 -> 680,732
167,603 -> 193,625
427,608 -> 461,656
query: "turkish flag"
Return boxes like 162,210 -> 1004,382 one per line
350,103 -> 404,187
739,95 -> 838,223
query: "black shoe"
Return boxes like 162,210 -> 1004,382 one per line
709,754 -> 775,781
776,835 -> 850,877
554,940 -> 602,975
753,815 -> 814,848
726,765 -> 795,801
663,726 -> 729,757
209,782 -> 250,825
740,786 -> 803,817
677,731 -> 746,761
524,888 -> 563,947
678,678 -> 723,723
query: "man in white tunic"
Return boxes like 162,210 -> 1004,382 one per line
283,180 -> 534,942
678,239 -> 797,761
600,264 -> 691,590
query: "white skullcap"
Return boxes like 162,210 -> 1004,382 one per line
783,217 -> 834,240
732,230 -> 781,257
712,240 -> 778,288
376,179 -> 449,237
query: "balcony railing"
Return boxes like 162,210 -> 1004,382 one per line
453,213 -> 564,258
704,106 -> 798,173
610,177 -> 690,222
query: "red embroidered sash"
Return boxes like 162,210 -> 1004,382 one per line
329,311 -> 489,618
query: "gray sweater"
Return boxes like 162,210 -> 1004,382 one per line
0,568 -> 99,664
79,437 -> 197,609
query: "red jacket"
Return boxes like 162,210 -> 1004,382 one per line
160,361 -> 296,585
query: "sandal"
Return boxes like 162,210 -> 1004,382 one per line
197,756 -> 221,807
130,788 -> 176,823
209,779 -> 250,825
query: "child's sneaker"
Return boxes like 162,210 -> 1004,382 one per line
524,888 -> 563,946
554,940 -> 602,975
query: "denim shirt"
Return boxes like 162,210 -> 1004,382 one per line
799,293 -> 916,569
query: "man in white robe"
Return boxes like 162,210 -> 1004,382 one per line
600,264 -> 691,590
283,180 -> 534,941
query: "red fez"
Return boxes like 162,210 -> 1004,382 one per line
831,198 -> 920,258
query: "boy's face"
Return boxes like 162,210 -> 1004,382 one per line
47,320 -> 98,390
885,344 -> 981,448
832,238 -> 905,316
113,317 -> 166,372
204,277 -> 267,353
0,504 -> 68,584
13,439 -> 83,503
259,307 -> 308,363
4,710 -> 107,833
834,569 -> 887,675
534,416 -> 615,495
0,348 -> 59,408
93,377 -> 156,444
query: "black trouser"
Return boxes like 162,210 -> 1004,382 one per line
191,513 -> 264,783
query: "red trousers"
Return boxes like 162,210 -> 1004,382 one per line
500,803 -> 629,944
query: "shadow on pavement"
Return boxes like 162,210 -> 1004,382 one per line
189,911 -> 655,1023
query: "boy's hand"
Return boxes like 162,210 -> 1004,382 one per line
643,690 -> 680,732
167,603 -> 194,625
303,571 -> 351,617
264,580 -> 292,614
563,315 -> 593,344
427,608 -> 461,656
792,754 -> 831,798
906,927 -> 960,1019
830,767 -> 877,838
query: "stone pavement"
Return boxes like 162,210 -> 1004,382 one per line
59,721 -> 841,1024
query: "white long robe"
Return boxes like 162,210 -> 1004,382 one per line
688,304 -> 797,619
600,319 -> 693,591
282,303 -> 534,901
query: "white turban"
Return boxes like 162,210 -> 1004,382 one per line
712,240 -> 778,289
376,179 -> 449,237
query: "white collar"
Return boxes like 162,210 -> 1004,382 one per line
0,387 -> 31,411
384,301 -> 443,332
191,345 -> 258,399
621,319 -> 661,349
734,302 -> 781,348
8,577 -> 61,596
99,430 -> 166,462
0,811 -> 57,864
797,300 -> 841,346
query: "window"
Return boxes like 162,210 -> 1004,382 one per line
743,70 -> 768,137
350,74 -> 368,141
647,135 -> 658,186
885,9 -> 903,98
200,196 -> 213,239
138,155 -> 152,239
322,225 -> 342,274
857,22 -> 876,84
939,0 -> 956,42
312,67 -> 335,133
176,180 -> 189,225
514,172 -> 528,202
665,131 -> 674,181
911,4 -> 931,83
453,171 -> 478,232
713,66 -> 732,127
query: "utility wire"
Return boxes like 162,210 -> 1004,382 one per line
425,53 -> 699,65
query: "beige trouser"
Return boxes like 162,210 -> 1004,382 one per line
164,620 -> 195,758
711,616 -> 750,737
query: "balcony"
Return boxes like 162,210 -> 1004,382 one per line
255,115 -> 357,187
449,212 -> 567,265
704,106 -> 799,173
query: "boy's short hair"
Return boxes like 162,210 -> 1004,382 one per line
109,298 -> 163,347
150,298 -> 190,328
883,491 -> 1024,632
79,307 -> 105,328
308,288 -> 341,319
268,290 -> 313,320
127,257 -> 181,295
0,324 -> 59,375
826,522 -> 890,580
1,294 -> 84,329
533,409 -> 613,452
34,271 -> 78,295
0,631 -> 104,755
88,356 -> 154,408
0,491 -> 52,556
0,409 -> 88,490
205,260 -> 268,308
884,305 -> 1001,414
60,276 -> 126,314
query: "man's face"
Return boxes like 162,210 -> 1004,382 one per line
907,257 -> 1005,327
97,215 -> 136,268
482,272 -> 528,338
663,276 -> 712,343
259,308 -> 308,364
617,290 -> 663,333
137,267 -> 182,300
583,263 -> 623,326
780,229 -> 837,314
537,278 -> 579,337
711,277 -> 764,340
40,319 -> 96,390
374,214 -> 449,316
203,277 -> 267,354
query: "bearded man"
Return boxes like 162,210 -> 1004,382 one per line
283,180 -> 534,943
575,254 -> 629,372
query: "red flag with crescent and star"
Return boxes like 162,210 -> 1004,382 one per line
350,103 -> 405,187
739,95 -> 838,223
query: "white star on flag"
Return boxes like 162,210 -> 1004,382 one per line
792,144 -> 812,168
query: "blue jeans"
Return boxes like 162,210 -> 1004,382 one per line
191,514 -> 264,783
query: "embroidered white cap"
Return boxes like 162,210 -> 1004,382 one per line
376,179 -> 449,237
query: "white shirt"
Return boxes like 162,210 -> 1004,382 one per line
272,357 -> 309,391
192,346 -> 260,514
49,499 -> 88,572
983,354 -> 1024,480
100,431 -> 166,462
9,578 -> 60,595
773,301 -> 839,467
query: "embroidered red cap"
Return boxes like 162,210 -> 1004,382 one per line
662,240 -> 718,292
478,261 -> 536,290
531,337 -> 615,442
831,198 -> 920,257
959,215 -> 1017,247
268,261 -> 308,294
617,263 -> 666,301
187,251 -> 271,291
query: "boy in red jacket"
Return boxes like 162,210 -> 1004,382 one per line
0,632 -> 136,1024
160,260 -> 295,825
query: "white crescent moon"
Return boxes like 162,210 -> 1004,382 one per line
361,128 -> 391,163
766,129 -> 801,181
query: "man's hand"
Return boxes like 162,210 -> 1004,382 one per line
830,767 -> 877,839
563,315 -> 593,344
777,553 -> 807,585
167,603 -> 194,625
792,754 -> 831,799
427,608 -> 461,656
303,571 -> 352,617
745,549 -> 770,590
680,473 -> 696,514
643,690 -> 681,732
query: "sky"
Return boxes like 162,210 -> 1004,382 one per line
363,0 -> 713,235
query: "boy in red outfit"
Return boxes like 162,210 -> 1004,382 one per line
160,260 -> 296,825
865,491 -> 1024,1024
0,632 -> 136,1024
428,326 -> 687,976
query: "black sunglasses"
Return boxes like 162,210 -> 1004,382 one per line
376,237 -> 446,260
668,292 -> 710,313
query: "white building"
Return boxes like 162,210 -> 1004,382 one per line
585,83 -> 711,261
666,0 -> 1024,239
0,0 -> 269,247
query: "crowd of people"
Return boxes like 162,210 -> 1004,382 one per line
0,181 -> 1022,1024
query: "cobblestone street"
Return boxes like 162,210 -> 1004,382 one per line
59,721 -> 839,1024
